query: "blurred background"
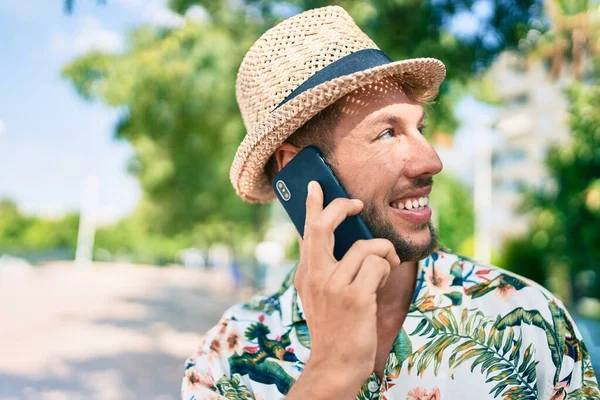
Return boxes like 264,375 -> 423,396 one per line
0,0 -> 599,398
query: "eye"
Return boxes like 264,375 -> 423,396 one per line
418,125 -> 427,135
377,129 -> 394,140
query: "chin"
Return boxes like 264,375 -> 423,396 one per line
398,224 -> 431,243
360,202 -> 439,261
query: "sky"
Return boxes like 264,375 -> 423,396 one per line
0,0 -> 489,224
0,0 -> 210,223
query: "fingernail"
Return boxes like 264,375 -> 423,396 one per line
307,181 -> 314,195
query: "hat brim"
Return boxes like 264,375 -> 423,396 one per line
230,57 -> 446,203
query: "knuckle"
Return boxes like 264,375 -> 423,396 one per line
341,289 -> 357,307
294,269 -> 304,287
328,197 -> 348,209
384,239 -> 395,250
324,282 -> 342,297
379,257 -> 391,270
375,238 -> 394,250
352,239 -> 368,253
311,220 -> 328,235
364,254 -> 381,266
354,292 -> 372,307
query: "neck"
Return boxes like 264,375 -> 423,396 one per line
376,259 -> 418,315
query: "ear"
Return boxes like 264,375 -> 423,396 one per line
274,142 -> 301,172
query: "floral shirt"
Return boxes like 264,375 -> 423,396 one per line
181,250 -> 599,400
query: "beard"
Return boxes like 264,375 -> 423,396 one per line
326,155 -> 438,262
359,200 -> 439,262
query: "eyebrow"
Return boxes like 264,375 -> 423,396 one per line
367,109 -> 427,127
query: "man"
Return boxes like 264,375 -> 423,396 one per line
182,6 -> 598,400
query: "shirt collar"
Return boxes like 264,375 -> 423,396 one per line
281,249 -> 464,327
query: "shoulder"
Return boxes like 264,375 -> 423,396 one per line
187,291 -> 291,364
436,249 -> 561,308
430,249 -> 577,337
425,251 -> 599,397
183,268 -> 298,377
181,292 -> 292,399
437,249 -> 582,356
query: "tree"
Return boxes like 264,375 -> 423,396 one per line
500,0 -> 600,302
520,79 -> 600,301
0,198 -> 79,254
521,0 -> 600,79
429,172 -> 475,253
63,0 -> 543,253
64,23 -> 268,240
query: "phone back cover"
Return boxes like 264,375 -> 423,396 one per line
272,146 -> 373,260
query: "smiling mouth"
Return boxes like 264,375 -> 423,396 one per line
389,196 -> 429,211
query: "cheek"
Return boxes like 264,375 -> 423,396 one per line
338,146 -> 399,198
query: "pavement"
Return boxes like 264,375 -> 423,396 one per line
0,262 -> 242,400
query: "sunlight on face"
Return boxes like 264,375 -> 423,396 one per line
327,78 -> 443,261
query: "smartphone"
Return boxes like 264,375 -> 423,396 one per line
272,145 -> 373,260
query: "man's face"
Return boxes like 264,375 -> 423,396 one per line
327,78 -> 443,262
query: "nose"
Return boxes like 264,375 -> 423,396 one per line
404,132 -> 443,179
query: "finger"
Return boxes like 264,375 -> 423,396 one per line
306,197 -> 363,265
303,181 -> 324,241
352,255 -> 391,293
301,181 -> 336,275
315,197 -> 364,237
332,239 -> 399,284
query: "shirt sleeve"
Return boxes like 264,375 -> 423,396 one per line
181,318 -> 256,400
552,301 -> 599,399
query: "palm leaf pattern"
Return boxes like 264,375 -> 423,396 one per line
407,307 -> 539,399
215,374 -> 254,399
495,306 -> 564,383
568,347 -> 600,400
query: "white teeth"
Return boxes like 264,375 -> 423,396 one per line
391,196 -> 429,210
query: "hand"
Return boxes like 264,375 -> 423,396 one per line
291,181 -> 400,397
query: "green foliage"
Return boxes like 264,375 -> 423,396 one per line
429,171 -> 475,252
0,199 -> 79,255
63,22 -> 269,237
509,77 -> 600,301
497,234 -> 548,286
62,0 -> 542,245
498,1 -> 600,303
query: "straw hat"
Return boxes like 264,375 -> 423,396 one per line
231,5 -> 446,203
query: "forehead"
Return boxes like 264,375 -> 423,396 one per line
333,77 -> 422,131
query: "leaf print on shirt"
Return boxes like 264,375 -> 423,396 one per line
568,350 -> 600,399
215,374 -> 254,399
386,328 -> 413,381
242,268 -> 296,316
495,306 -> 564,383
465,273 -> 527,299
406,307 -> 539,399
228,320 -> 301,395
